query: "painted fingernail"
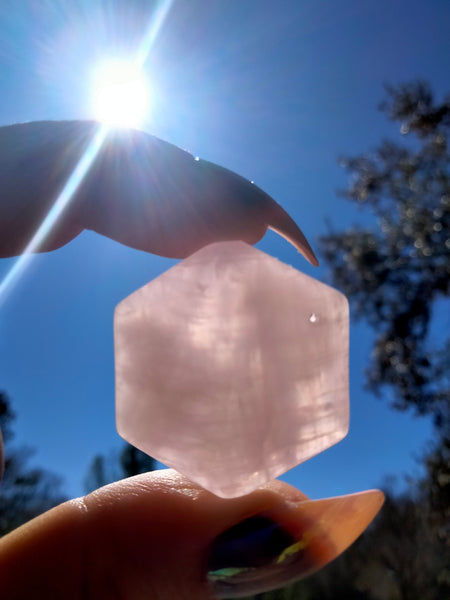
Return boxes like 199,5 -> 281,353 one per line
207,513 -> 330,598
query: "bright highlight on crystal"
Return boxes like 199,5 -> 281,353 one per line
92,59 -> 149,128
114,242 -> 350,498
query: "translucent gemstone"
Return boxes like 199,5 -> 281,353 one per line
114,241 -> 349,498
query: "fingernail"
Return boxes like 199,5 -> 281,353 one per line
207,512 -> 330,598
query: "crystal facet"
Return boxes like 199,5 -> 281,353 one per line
114,241 -> 349,497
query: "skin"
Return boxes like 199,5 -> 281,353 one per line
0,471 -> 312,600
0,121 -> 318,265
0,121 -> 370,599
0,469 -> 383,599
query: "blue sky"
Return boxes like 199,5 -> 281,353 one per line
0,0 -> 448,499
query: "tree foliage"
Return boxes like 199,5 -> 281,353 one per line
249,81 -> 450,600
0,391 -> 66,536
84,441 -> 157,493
319,81 -> 449,428
318,81 -> 449,548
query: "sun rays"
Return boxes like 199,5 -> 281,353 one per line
0,0 -> 174,306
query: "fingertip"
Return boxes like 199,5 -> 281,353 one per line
207,486 -> 384,598
0,470 -> 383,600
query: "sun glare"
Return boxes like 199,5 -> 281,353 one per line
92,60 -> 149,128
0,3 -> 174,306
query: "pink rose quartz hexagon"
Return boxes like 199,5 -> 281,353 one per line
114,241 -> 349,498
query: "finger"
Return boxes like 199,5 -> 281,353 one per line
0,121 -> 94,257
0,469 -> 383,599
0,122 -> 318,265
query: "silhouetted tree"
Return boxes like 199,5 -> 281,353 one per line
0,391 -> 66,536
319,81 -> 449,428
422,434 -> 450,536
248,82 -> 450,600
84,442 -> 157,493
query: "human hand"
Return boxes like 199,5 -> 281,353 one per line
0,120 -> 318,265
0,122 -> 381,599
0,469 -> 382,599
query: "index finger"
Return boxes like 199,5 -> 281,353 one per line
0,121 -> 318,265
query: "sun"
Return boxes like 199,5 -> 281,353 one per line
92,59 -> 149,128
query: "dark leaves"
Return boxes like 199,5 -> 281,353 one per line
0,392 -> 66,536
319,82 -> 450,429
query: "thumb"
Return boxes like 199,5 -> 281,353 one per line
0,469 -> 383,599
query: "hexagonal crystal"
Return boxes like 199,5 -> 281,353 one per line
114,242 -> 349,497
